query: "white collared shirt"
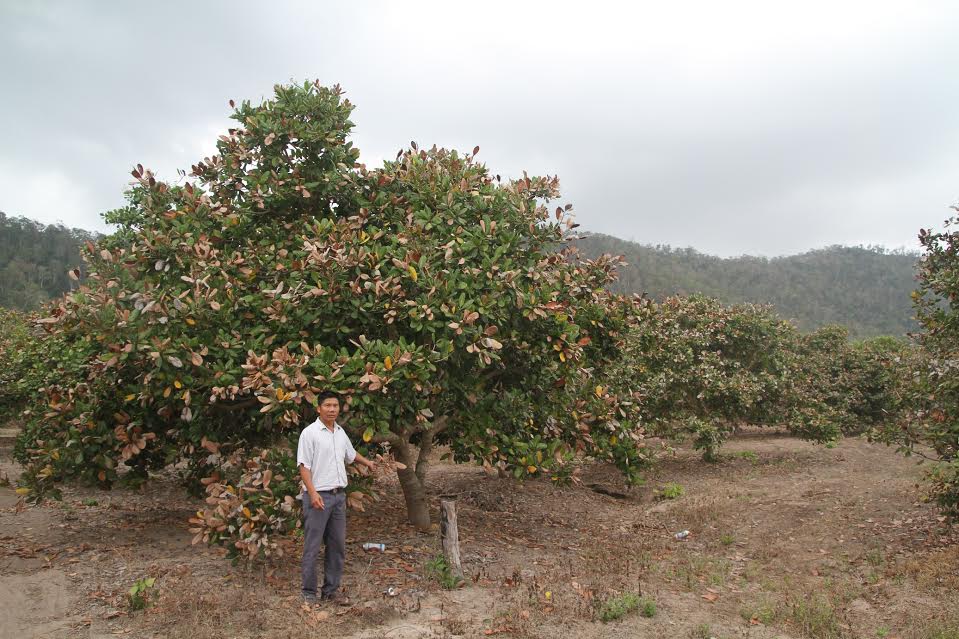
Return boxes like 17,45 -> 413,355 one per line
296,419 -> 357,492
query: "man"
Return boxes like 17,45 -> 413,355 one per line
297,391 -> 375,605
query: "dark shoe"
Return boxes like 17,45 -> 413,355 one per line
321,593 -> 352,607
302,593 -> 318,605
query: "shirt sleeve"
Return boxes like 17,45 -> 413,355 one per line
296,429 -> 313,469
343,431 -> 357,464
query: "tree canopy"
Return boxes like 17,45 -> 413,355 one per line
16,82 -> 645,556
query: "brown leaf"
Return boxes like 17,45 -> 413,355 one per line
201,437 -> 220,454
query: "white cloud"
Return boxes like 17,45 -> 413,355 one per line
1,0 -> 958,255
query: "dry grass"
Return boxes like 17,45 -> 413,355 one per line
892,545 -> 959,592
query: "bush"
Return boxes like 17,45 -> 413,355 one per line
658,482 -> 685,500
609,295 -> 852,460
424,555 -> 463,589
127,576 -> 156,611
870,212 -> 959,520
597,592 -> 641,622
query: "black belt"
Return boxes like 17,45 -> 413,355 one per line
320,487 -> 345,494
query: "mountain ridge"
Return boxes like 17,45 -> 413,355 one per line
573,233 -> 918,338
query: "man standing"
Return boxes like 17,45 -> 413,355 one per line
297,391 -> 375,605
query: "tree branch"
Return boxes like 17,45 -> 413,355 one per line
415,416 -> 448,484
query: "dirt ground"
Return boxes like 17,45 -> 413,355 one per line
2,428 -> 958,639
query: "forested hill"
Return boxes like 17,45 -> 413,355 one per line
0,212 -> 98,311
575,234 -> 919,338
0,213 -> 919,337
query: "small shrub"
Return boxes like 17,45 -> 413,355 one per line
82,498 -> 98,507
425,555 -> 462,589
783,594 -> 842,638
737,450 -> 759,462
864,548 -> 884,567
720,533 -> 735,546
598,592 -> 640,622
639,597 -> 657,618
690,623 -> 712,639
741,600 -> 777,625
128,577 -> 156,611
658,482 -> 685,500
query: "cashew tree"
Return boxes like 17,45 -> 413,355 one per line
18,82 -> 645,554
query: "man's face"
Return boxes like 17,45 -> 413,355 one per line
319,397 -> 340,424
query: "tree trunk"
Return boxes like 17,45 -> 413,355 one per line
391,418 -> 447,531
397,465 -> 431,530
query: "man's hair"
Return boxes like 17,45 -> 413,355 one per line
316,390 -> 340,405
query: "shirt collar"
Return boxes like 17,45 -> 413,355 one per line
315,419 -> 340,432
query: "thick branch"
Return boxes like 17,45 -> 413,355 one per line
416,416 -> 449,483
390,433 -> 415,469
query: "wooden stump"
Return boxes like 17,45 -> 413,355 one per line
440,499 -> 464,581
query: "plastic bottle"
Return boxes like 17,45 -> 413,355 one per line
674,530 -> 690,540
362,542 -> 386,552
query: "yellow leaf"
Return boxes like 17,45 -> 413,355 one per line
125,394 -> 135,401
610,435 -> 618,445
242,507 -> 252,518
174,380 -> 183,389
384,356 -> 393,371
527,465 -> 537,474
595,385 -> 604,397
408,265 -> 418,282
362,428 -> 373,443
15,487 -> 30,495
185,318 -> 196,326
163,387 -> 171,398
51,450 -> 60,460
559,352 -> 566,362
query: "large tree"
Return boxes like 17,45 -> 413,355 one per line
872,211 -> 959,519
18,82 -> 645,553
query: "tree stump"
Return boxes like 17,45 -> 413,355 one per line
440,499 -> 464,581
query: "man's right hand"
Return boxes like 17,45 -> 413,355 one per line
310,492 -> 325,510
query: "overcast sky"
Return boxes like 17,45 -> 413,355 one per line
2,1 -> 957,256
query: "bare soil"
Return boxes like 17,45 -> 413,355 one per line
2,429 -> 958,639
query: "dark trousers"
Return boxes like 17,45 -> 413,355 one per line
301,490 -> 346,597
